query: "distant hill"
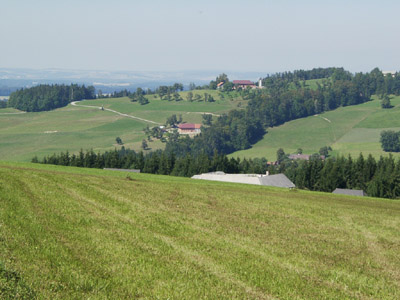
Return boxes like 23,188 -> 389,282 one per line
233,95 -> 400,160
0,90 -> 245,161
1,161 -> 399,299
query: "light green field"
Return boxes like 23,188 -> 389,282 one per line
0,107 -> 22,113
1,161 -> 399,299
233,95 -> 400,160
0,91 -> 242,161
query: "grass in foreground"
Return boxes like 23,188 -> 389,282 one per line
1,162 -> 399,299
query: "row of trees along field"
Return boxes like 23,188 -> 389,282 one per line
34,148 -> 400,199
165,68 -> 400,157
275,152 -> 400,199
8,84 -> 95,111
33,149 -> 269,178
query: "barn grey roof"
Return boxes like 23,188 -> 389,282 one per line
104,168 -> 140,173
259,174 -> 296,188
191,172 -> 295,188
332,188 -> 366,196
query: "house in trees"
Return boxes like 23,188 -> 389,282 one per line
382,71 -> 396,77
178,123 -> 201,135
232,80 -> 256,89
217,82 -> 225,89
332,188 -> 367,197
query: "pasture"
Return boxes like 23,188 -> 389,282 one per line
233,95 -> 400,160
1,162 -> 399,299
0,91 -> 241,161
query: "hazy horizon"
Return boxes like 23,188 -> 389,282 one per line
1,0 -> 400,73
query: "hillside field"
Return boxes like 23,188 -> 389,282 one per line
0,91 -> 244,161
233,95 -> 400,160
2,89 -> 400,162
1,161 -> 399,299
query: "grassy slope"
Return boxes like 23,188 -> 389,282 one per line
233,95 -> 400,160
0,91 -> 243,161
1,162 -> 400,299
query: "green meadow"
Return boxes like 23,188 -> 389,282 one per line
0,91 -> 241,161
1,161 -> 399,299
233,95 -> 400,160
2,89 -> 400,163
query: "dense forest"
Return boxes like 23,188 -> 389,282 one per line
277,153 -> 400,199
8,84 -> 96,111
34,148 -> 400,199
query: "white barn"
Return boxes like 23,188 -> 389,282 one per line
191,172 -> 295,188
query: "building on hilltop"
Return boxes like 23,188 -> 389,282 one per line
178,123 -> 201,135
191,171 -> 295,188
332,188 -> 367,197
382,71 -> 397,77
232,80 -> 256,89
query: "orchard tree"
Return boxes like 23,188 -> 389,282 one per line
141,139 -> 148,150
202,114 -> 213,126
381,94 -> 392,109
115,137 -> 123,145
166,114 -> 178,127
186,91 -> 193,102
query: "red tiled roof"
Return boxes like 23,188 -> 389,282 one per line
178,123 -> 201,129
233,80 -> 254,85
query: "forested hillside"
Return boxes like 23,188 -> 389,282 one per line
167,68 -> 400,157
8,84 -> 95,111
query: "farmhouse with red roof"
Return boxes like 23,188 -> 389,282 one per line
178,123 -> 202,135
232,80 -> 256,89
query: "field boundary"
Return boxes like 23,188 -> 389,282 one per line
71,101 -> 161,125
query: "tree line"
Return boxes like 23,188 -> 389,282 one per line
273,152 -> 400,199
32,148 -> 269,178
33,148 -> 400,199
8,84 -> 96,112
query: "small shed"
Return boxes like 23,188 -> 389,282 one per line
332,188 -> 366,197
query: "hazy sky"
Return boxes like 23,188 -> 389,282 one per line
1,0 -> 399,73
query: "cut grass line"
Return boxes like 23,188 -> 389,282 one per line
315,114 -> 331,123
0,111 -> 26,115
71,101 -> 161,125
186,111 -> 221,117
155,234 -> 275,300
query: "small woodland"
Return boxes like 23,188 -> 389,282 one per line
8,84 -> 96,111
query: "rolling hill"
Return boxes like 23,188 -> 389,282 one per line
0,90 -> 245,161
233,95 -> 400,160
1,161 -> 399,299
1,87 -> 400,163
